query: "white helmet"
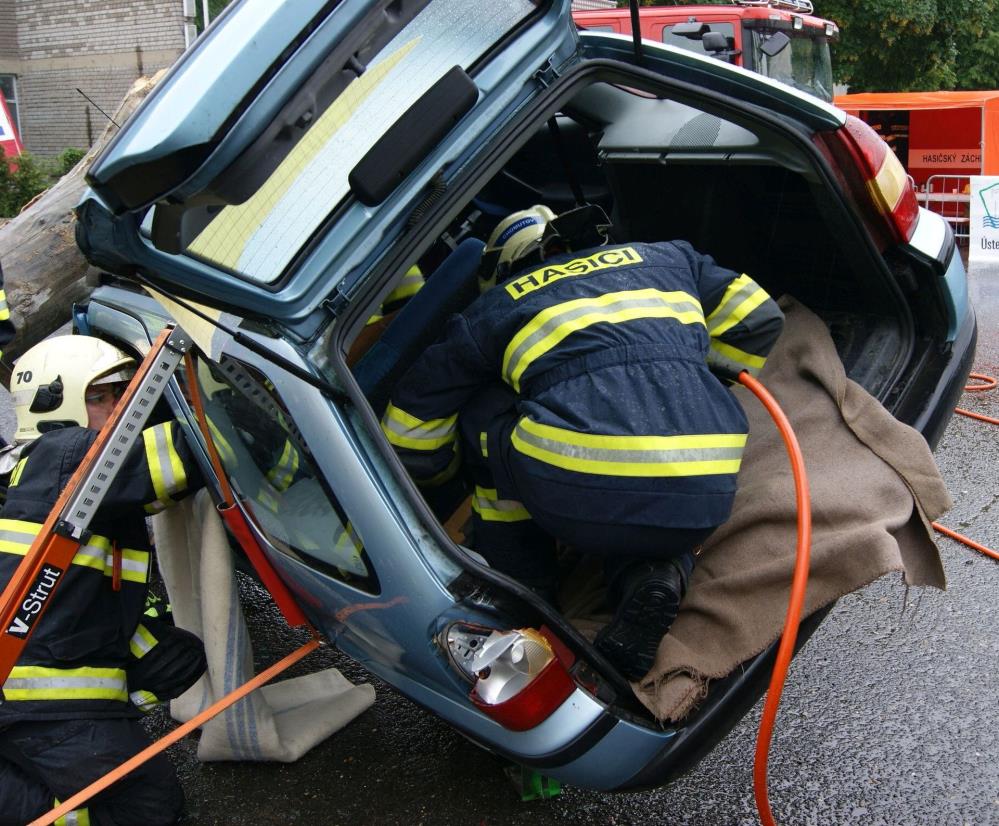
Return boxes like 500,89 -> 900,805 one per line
479,204 -> 556,293
10,335 -> 136,441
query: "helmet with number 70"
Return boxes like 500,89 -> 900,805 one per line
10,335 -> 136,442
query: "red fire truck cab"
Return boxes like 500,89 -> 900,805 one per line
573,0 -> 839,102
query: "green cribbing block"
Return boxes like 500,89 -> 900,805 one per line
505,764 -> 562,801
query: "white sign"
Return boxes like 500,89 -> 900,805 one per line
908,149 -> 981,169
969,176 -> 999,264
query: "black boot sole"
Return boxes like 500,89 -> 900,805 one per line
594,573 -> 683,682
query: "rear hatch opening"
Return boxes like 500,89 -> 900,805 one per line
337,73 -> 921,721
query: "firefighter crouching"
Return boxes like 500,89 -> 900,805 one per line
0,336 -> 206,826
382,205 -> 784,681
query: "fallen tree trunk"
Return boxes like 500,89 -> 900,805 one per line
0,71 -> 165,386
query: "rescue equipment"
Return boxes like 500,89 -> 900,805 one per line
0,325 -> 308,688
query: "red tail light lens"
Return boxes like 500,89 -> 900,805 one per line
837,115 -> 920,243
468,628 -> 575,731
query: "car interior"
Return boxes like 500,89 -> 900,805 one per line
337,76 -> 936,665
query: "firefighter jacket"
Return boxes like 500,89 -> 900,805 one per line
382,241 -> 784,532
0,421 -> 202,721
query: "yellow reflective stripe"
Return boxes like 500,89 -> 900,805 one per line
479,432 -> 489,458
384,266 -> 424,304
366,311 -> 385,326
8,455 -> 26,487
207,419 -> 238,467
382,403 -> 457,451
502,289 -> 705,392
4,666 -> 128,702
708,338 -> 767,377
705,274 -> 769,339
129,623 -> 159,659
0,517 -> 40,555
471,486 -> 532,522
0,520 -> 147,581
54,801 -> 91,826
511,417 -> 746,477
129,689 -> 160,712
142,422 -> 187,510
0,288 -> 8,320
116,548 -> 150,583
267,439 -> 299,490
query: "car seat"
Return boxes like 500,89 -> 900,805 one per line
355,237 -> 485,415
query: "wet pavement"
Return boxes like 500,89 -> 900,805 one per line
2,254 -> 996,825
163,256 -> 998,826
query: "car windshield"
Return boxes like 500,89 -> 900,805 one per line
751,29 -> 833,102
180,0 -> 537,285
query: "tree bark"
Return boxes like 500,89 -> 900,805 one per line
0,71 -> 166,386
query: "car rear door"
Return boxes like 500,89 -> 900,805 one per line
79,0 -> 582,331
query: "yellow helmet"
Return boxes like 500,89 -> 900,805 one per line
479,205 -> 556,293
10,335 -> 135,441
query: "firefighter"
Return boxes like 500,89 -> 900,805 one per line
382,205 -> 784,680
0,335 -> 206,826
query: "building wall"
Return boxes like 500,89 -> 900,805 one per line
3,0 -> 189,157
0,1 -> 18,61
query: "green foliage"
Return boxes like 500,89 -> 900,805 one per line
0,150 -> 49,219
196,0 -> 234,31
55,148 -> 86,177
817,0 -> 999,91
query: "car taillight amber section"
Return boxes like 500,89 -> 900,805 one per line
841,115 -> 920,243
468,628 -> 575,731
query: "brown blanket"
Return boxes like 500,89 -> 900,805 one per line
633,298 -> 952,722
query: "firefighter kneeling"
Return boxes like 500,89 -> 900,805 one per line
0,336 -> 206,826
382,205 -> 783,681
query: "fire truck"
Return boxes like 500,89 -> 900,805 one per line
572,0 -> 839,102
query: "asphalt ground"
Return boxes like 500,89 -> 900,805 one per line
2,254 -> 997,825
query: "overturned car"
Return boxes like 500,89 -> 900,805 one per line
73,0 -> 973,791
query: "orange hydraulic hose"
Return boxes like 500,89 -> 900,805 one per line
737,371 -> 812,826
954,373 -> 999,425
932,372 -> 999,558
739,367 -> 994,826
31,636 -> 321,826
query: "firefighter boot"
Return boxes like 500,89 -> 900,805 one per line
594,552 -> 693,681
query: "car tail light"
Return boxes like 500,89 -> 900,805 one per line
465,628 -> 575,731
830,115 -> 920,244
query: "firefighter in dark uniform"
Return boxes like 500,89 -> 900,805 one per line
382,205 -> 784,680
0,335 -> 206,826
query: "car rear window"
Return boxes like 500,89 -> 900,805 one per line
182,0 -> 538,285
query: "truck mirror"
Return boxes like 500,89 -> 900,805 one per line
671,21 -> 709,39
760,31 -> 791,57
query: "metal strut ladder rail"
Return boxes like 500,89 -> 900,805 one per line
0,326 -> 193,681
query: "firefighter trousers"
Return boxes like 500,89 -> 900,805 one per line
0,716 -> 184,826
457,384 -> 713,591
